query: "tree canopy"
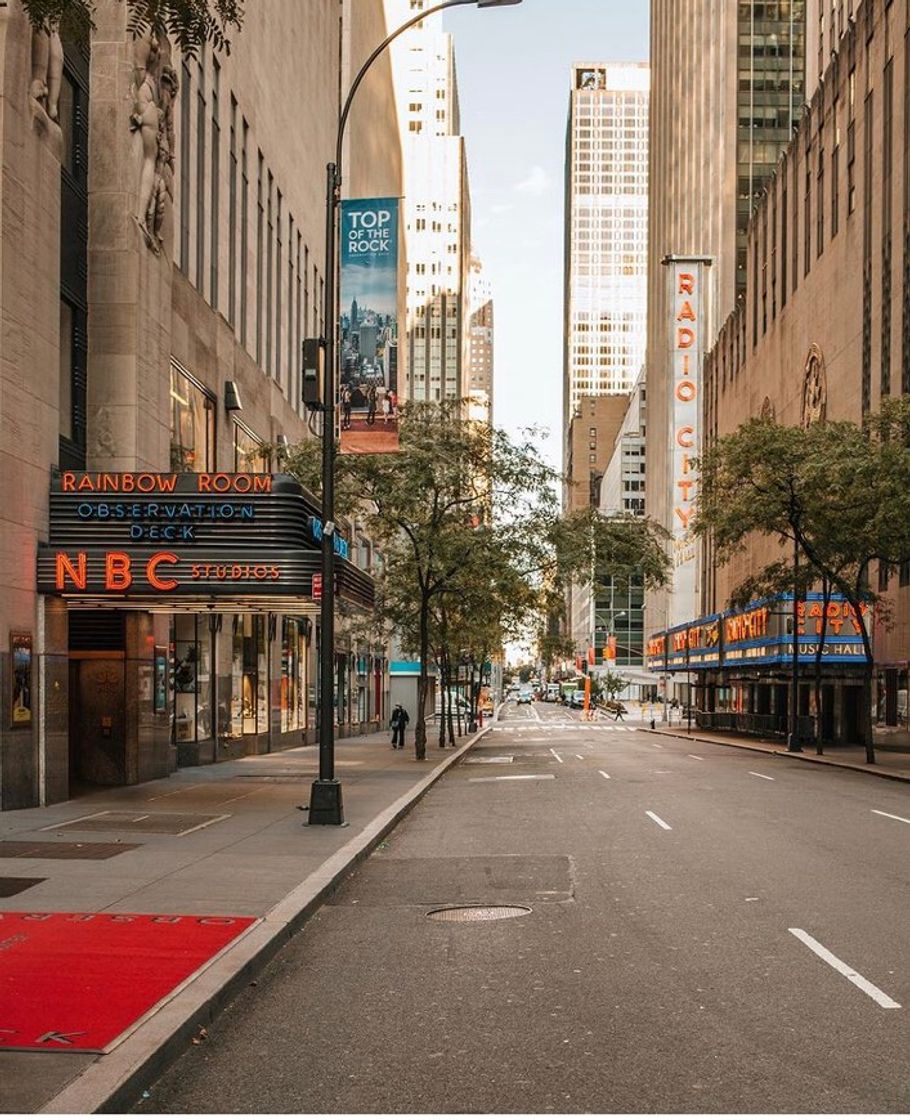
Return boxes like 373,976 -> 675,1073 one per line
695,399 -> 910,758
21,0 -> 243,54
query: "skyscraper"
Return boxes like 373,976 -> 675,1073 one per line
563,62 -> 649,442
467,255 -> 493,426
645,0 -> 808,632
385,0 -> 472,404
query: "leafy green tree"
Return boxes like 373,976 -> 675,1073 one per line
696,401 -> 910,761
599,671 -> 628,701
286,401 -> 672,758
21,0 -> 242,54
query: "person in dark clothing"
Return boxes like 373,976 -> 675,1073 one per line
390,703 -> 410,748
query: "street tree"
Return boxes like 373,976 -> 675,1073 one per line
286,401 -> 671,759
696,401 -> 910,761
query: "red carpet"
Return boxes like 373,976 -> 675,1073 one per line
0,911 -> 257,1052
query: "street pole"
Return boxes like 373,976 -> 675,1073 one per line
307,0 -> 523,825
308,162 -> 342,825
787,536 -> 802,752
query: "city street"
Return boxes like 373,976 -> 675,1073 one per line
134,701 -> 910,1114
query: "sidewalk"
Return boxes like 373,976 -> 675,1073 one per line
643,725 -> 910,783
0,724 -> 487,1114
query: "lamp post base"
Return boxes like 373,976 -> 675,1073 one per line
307,779 -> 345,825
786,733 -> 802,753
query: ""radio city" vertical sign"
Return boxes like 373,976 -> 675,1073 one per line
665,255 -> 711,626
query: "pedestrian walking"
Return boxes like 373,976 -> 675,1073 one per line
613,702 -> 627,722
390,703 -> 410,748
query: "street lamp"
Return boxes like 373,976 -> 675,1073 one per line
307,0 -> 524,826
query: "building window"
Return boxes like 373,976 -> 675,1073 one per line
228,95 -> 237,325
232,419 -> 269,472
179,59 -> 191,273
240,119 -> 249,345
59,300 -> 74,441
209,59 -> 220,309
831,144 -> 840,236
170,363 -> 215,471
195,57 -> 206,290
229,615 -> 267,737
816,147 -> 825,258
173,616 -> 212,744
256,152 -> 264,362
281,618 -> 308,733
276,191 -> 283,386
847,120 -> 856,213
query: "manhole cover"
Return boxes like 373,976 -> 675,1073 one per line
426,904 -> 532,923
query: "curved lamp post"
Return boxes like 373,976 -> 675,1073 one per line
309,0 -> 523,825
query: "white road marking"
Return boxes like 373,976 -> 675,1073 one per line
598,770 -> 611,780
575,754 -> 584,760
468,775 -> 556,783
749,771 -> 775,781
788,929 -> 901,1009
39,811 -> 107,831
550,748 -> 564,763
871,809 -> 910,825
178,813 -> 232,836
687,754 -> 704,761
645,811 -> 672,831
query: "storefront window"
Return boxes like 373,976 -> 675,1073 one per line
173,616 -> 212,742
230,615 -> 267,736
281,618 -> 307,732
233,421 -> 270,472
170,363 -> 215,472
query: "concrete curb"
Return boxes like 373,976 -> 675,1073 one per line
39,727 -> 490,1115
639,727 -> 910,784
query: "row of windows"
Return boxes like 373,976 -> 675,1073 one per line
176,50 -> 323,406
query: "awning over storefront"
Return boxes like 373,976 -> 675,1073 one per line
36,471 -> 374,611
647,594 -> 870,674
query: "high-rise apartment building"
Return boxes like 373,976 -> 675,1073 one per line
385,0 -> 472,404
467,256 -> 493,425
563,62 -> 649,445
645,0 -> 808,634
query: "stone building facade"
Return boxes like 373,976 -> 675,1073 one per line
702,0 -> 910,744
0,0 -> 403,808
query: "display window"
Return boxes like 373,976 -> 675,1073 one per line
281,617 -> 307,732
233,420 -> 270,473
172,616 -> 212,742
230,615 -> 267,737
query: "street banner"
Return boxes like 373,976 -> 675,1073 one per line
339,198 -> 400,454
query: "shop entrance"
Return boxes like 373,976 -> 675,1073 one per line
67,612 -> 127,793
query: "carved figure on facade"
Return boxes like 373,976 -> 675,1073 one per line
760,395 -> 776,423
130,31 -> 179,254
801,344 -> 827,428
29,23 -> 63,124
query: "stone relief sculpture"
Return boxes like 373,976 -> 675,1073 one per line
801,344 -> 827,428
130,31 -> 179,254
29,23 -> 63,123
760,395 -> 776,423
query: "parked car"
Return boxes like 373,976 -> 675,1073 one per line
569,689 -> 586,709
517,688 -> 534,705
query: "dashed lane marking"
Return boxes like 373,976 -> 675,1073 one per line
748,771 -> 775,781
549,748 -> 564,764
468,775 -> 556,783
598,770 -> 611,780
645,811 -> 672,831
789,928 -> 901,1009
871,809 -> 910,825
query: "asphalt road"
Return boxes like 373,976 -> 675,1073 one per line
134,702 -> 910,1113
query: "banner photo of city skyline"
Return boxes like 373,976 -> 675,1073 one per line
339,198 -> 400,454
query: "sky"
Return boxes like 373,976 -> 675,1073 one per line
443,0 -> 650,470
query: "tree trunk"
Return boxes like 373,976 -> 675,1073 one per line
414,593 -> 430,760
448,655 -> 458,745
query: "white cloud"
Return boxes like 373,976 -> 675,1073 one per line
513,165 -> 551,196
